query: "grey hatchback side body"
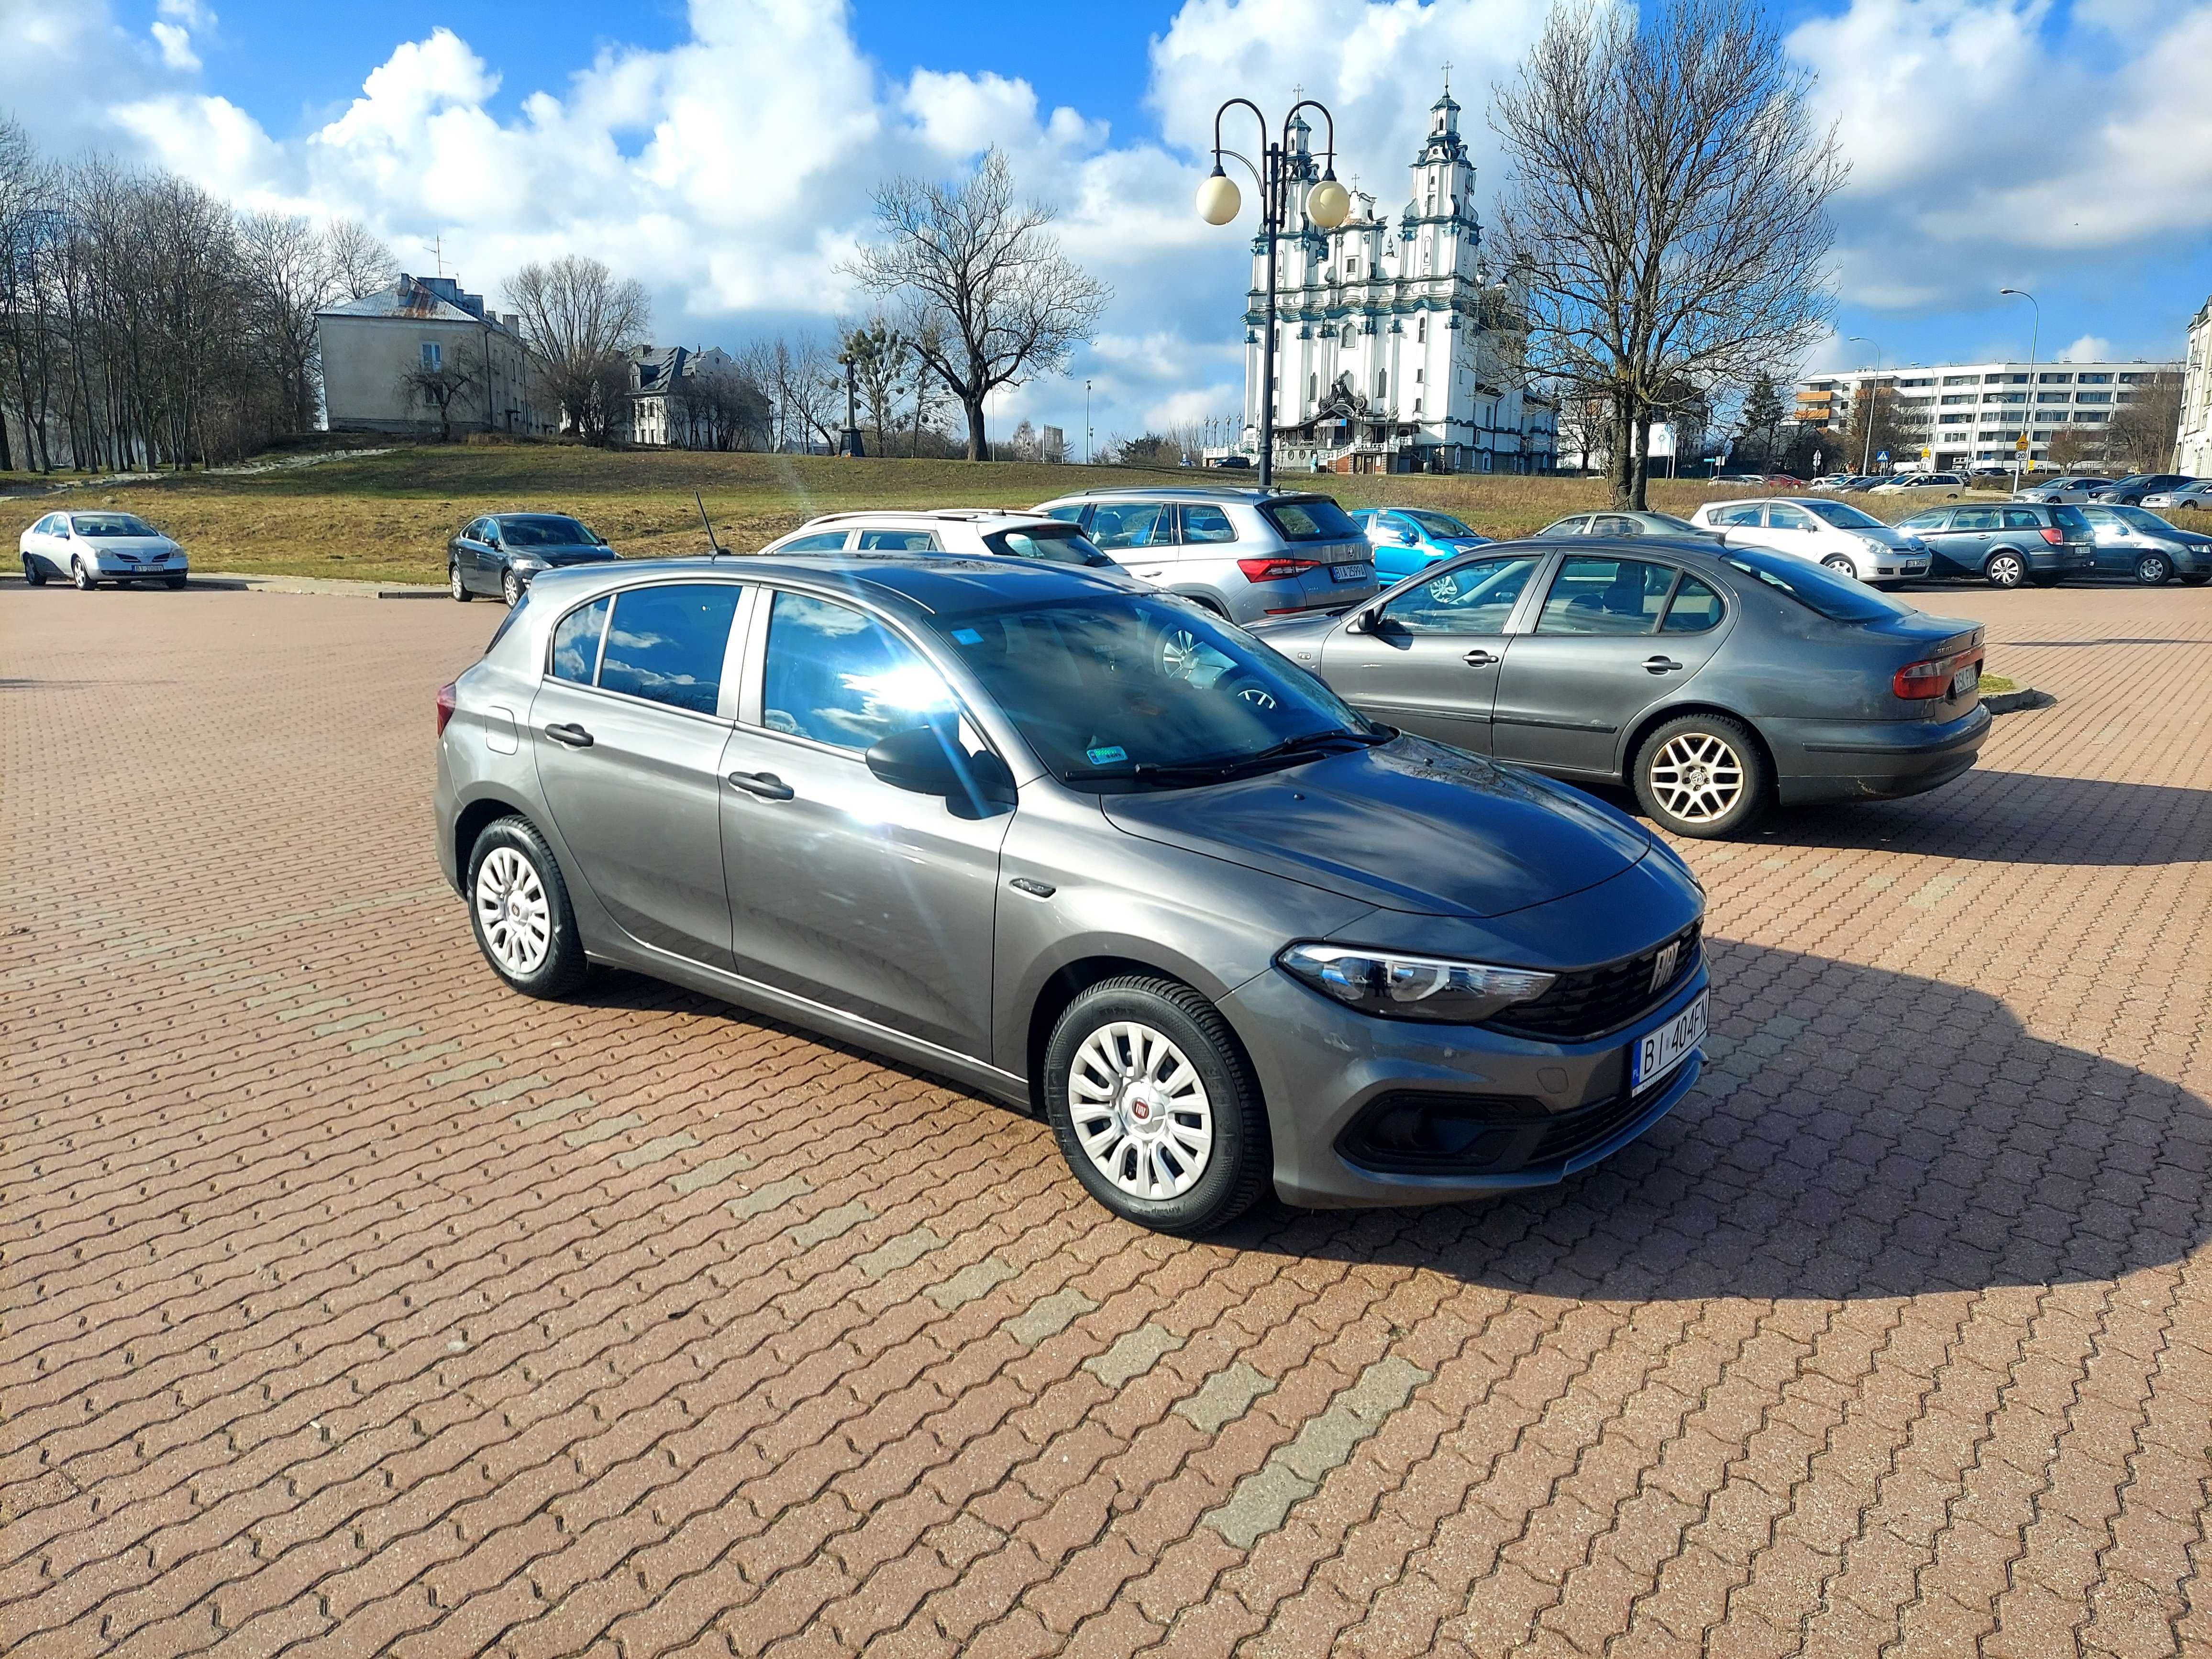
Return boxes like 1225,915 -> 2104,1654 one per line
436,557 -> 1708,1215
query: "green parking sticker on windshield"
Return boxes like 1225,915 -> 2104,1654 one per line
1085,745 -> 1128,765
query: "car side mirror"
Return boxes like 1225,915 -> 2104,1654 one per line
1398,530 -> 1420,545
1343,605 -> 1381,635
866,724 -> 1016,811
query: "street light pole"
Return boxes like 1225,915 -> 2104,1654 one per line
1847,335 -> 1880,476
2000,288 -> 2038,490
1196,98 -> 1350,491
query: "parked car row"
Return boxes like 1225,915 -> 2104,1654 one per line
2012,473 -> 2201,508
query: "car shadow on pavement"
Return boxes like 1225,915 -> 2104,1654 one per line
1748,769 -> 2212,866
1227,940 -> 2209,1298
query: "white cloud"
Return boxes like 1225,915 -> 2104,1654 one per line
2057,334 -> 2112,363
150,21 -> 199,71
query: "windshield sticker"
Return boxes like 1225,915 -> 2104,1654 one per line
951,627 -> 983,644
1084,744 -> 1128,766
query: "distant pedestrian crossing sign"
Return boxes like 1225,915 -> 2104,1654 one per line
1876,450 -> 1888,464
2015,435 -> 2029,451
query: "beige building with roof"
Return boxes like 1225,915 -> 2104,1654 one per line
318,273 -> 552,436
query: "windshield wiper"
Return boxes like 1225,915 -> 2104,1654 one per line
1063,727 -> 1392,786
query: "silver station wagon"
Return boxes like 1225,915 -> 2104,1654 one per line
435,554 -> 1710,1233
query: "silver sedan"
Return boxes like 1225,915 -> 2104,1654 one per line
20,510 -> 190,589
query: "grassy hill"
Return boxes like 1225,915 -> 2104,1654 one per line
8,441 -> 2016,586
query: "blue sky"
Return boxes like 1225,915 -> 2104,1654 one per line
15,0 -> 2212,443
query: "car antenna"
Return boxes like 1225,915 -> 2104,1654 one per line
696,492 -> 722,562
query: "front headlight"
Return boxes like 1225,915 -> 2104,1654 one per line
509,555 -> 546,570
1278,942 -> 1555,1023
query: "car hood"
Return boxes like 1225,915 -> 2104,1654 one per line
81,535 -> 180,553
1862,526 -> 1926,547
1101,736 -> 1653,918
509,544 -> 619,564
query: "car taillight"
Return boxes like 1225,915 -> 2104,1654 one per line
1893,647 -> 1983,700
1237,555 -> 1323,583
2039,526 -> 2064,545
436,682 -> 457,736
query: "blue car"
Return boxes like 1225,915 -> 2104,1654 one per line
1351,508 -> 1493,580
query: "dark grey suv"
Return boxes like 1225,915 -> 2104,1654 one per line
436,555 -> 1708,1233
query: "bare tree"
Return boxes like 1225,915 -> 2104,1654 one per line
504,254 -> 649,444
398,340 -> 485,441
237,211 -> 333,433
323,218 -> 396,301
1490,0 -> 1846,507
2107,372 -> 2183,473
846,149 -> 1107,461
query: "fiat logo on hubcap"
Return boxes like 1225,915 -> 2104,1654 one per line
1129,1098 -> 1151,1121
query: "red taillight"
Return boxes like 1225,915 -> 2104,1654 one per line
2039,526 -> 2064,545
1893,648 -> 1983,700
436,682 -> 457,736
1237,555 -> 1323,583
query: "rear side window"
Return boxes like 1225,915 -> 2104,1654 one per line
550,597 -> 610,684
1534,557 -> 1673,636
1261,498 -> 1361,542
1180,505 -> 1238,543
1041,506 -> 1083,523
1660,576 -> 1723,633
760,592 -> 954,752
1709,503 -> 1760,527
597,584 -> 742,714
2001,509 -> 2042,529
1952,508 -> 1999,531
856,529 -> 940,552
1720,551 -> 1911,623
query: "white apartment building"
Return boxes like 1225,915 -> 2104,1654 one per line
1795,357 -> 2182,472
1234,87 -> 1556,474
2178,297 -> 2212,476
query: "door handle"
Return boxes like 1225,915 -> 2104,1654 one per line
726,770 -> 794,801
543,722 -> 594,748
1643,656 -> 1684,674
1462,648 -> 1499,667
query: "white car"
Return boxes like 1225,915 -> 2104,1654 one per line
1687,496 -> 1931,585
757,509 -> 1124,570
20,509 -> 190,589
1869,473 -> 1965,497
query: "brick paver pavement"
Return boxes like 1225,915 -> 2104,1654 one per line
4,578 -> 2208,1658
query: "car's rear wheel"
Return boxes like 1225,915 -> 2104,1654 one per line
1820,554 -> 1858,579
21,553 -> 45,586
502,567 -> 523,606
2135,553 -> 2172,586
71,558 -> 97,591
466,816 -> 588,998
1043,976 -> 1270,1236
1983,551 -> 2025,589
1633,713 -> 1771,839
450,561 -> 473,602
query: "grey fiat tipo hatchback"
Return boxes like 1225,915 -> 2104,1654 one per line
435,553 -> 1709,1234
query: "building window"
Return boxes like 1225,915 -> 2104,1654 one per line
1942,374 -> 1980,386
1940,394 -> 1973,405
420,341 -> 442,371
2077,372 -> 2111,384
1307,373 -> 1316,404
2039,371 -> 2072,383
2035,392 -> 2068,404
1982,392 -> 2025,404
1414,367 -> 1424,384
1375,370 -> 1387,401
2076,391 -> 2112,404
1412,398 -> 1422,415
1416,316 -> 1426,343
1994,373 -> 2029,384
2118,372 -> 2151,383
1938,414 -> 1969,425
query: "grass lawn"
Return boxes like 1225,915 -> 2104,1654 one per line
5,441 -> 2019,586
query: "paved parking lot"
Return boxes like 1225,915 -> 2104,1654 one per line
4,577 -> 2208,1659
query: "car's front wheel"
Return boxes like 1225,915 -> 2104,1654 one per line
2135,553 -> 2172,586
71,558 -> 97,591
502,567 -> 523,606
21,553 -> 45,586
1820,553 -> 1858,579
1043,976 -> 1270,1236
466,816 -> 588,997
450,561 -> 473,602
1983,551 -> 2025,589
1633,713 -> 1771,839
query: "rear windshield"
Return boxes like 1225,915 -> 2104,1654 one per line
2051,506 -> 2090,533
500,515 -> 600,547
1261,497 -> 1361,542
982,525 -> 1117,568
1721,549 -> 1913,623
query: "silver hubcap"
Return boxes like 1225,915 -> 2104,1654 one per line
1648,732 -> 1745,824
1068,1021 -> 1214,1200
2142,558 -> 2167,582
1991,556 -> 2021,585
1161,627 -> 1199,678
474,846 -> 551,975
451,565 -> 465,597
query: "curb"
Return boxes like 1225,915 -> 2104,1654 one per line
1,570 -> 444,599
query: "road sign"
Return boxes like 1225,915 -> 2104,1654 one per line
1876,450 -> 1888,464
2015,435 -> 2029,452
1920,447 -> 1932,461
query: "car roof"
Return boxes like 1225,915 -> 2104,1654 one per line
792,508 -> 1065,530
522,552 -> 1128,617
1041,487 -> 1332,504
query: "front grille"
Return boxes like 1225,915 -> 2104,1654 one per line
1529,1086 -> 1661,1165
1488,921 -> 1701,1042
1339,1070 -> 1681,1177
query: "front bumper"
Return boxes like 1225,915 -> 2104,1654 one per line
1220,958 -> 1710,1209
1769,702 -> 1991,805
100,559 -> 186,577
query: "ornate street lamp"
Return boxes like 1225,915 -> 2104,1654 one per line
1196,98 -> 1350,489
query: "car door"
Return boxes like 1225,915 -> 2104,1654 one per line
1926,507 -> 1996,575
1705,502 -> 1769,549
1085,501 -> 1176,586
2079,506 -> 2128,571
1757,502 -> 1825,563
461,520 -> 503,591
1368,512 -> 1430,579
529,581 -> 747,969
1491,555 -> 1731,777
1318,552 -> 1547,752
716,587 -> 1011,1058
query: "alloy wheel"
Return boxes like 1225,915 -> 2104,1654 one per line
1158,624 -> 1200,680
1065,1020 -> 1215,1200
1646,731 -> 1745,825
503,568 -> 522,606
1986,553 -> 2024,588
1821,554 -> 1858,578
473,846 -> 552,976
71,558 -> 94,591
21,553 -> 43,586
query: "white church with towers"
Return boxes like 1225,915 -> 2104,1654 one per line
1235,84 -> 1556,475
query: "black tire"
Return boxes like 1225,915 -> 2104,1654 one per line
1043,976 -> 1270,1236
464,815 -> 589,998
502,567 -> 523,607
450,561 -> 473,602
1820,554 -> 1858,579
165,575 -> 186,589
21,553 -> 45,586
2134,553 -> 2172,586
71,557 -> 97,591
1983,551 -> 2025,589
1631,712 -> 1772,839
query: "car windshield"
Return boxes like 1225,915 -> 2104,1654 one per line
2112,506 -> 2173,533
1404,510 -> 1474,538
1261,497 -> 1362,542
500,515 -> 599,547
1802,499 -> 1887,530
70,514 -> 158,537
1721,548 -> 1914,623
931,594 -> 1381,790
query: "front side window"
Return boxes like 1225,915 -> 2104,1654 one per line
761,592 -> 954,752
856,528 -> 940,552
1379,554 -> 1542,635
1404,510 -> 1473,539
550,596 -> 611,684
1535,558 -> 1676,636
1180,505 -> 1238,543
597,584 -> 742,715
1803,500 -> 1885,530
1087,502 -> 1171,551
1765,504 -> 1815,531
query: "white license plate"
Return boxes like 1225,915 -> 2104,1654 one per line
1951,664 -> 1979,696
1330,563 -> 1370,582
1631,991 -> 1706,1090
